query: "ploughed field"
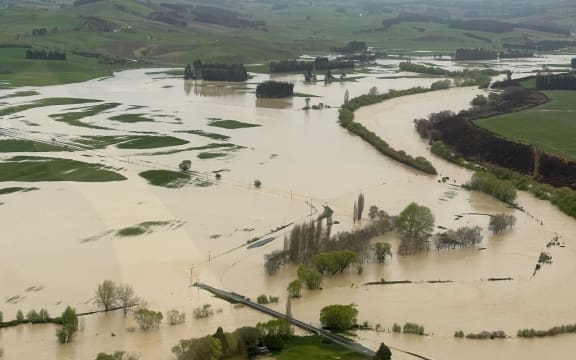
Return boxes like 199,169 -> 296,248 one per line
475,90 -> 576,159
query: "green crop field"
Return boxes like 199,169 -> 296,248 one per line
475,91 -> 576,159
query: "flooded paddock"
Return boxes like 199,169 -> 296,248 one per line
1,55 -> 575,359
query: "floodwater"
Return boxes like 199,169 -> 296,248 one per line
0,55 -> 575,359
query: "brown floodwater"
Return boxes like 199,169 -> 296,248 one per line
1,56 -> 575,359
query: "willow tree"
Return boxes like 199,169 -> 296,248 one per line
396,203 -> 435,255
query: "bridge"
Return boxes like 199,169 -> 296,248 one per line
194,282 -> 435,360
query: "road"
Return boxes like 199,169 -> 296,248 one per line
195,282 -> 436,360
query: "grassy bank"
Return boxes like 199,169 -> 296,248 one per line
475,91 -> 576,159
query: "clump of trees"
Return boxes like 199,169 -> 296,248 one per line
489,214 -> 517,235
95,352 -> 140,360
56,306 -> 78,344
193,304 -> 214,319
373,242 -> 392,263
26,49 -> 66,61
256,81 -> 294,98
266,203 -> 395,277
134,308 -> 163,331
287,279 -> 302,298
431,79 -> 452,90
26,309 -> 50,322
184,60 -> 248,82
395,203 -> 435,255
433,226 -> 483,251
536,73 -> 576,90
467,172 -> 517,205
172,335 -> 222,360
517,324 -> 576,338
297,265 -> 322,290
465,330 -> 507,340
319,304 -> 358,331
270,57 -> 354,73
166,309 -> 186,326
95,281 -> 139,315
312,250 -> 358,275
403,322 -> 425,335
256,295 -> 279,304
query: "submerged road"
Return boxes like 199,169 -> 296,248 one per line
194,282 -> 435,360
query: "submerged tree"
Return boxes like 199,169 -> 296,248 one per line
396,203 -> 435,255
319,304 -> 358,331
489,214 -> 516,235
373,242 -> 392,263
56,306 -> 78,344
96,280 -> 118,312
116,284 -> 139,316
287,279 -> 302,298
134,308 -> 163,331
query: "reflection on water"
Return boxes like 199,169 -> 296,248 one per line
1,55 -> 575,359
183,79 -> 245,98
255,97 -> 293,109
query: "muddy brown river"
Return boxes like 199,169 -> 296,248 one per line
0,55 -> 575,359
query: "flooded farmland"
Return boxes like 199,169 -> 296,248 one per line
1,55 -> 575,360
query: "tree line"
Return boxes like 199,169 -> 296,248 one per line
256,81 -> 294,98
339,86 -> 438,175
270,57 -> 354,73
536,73 -> 576,90
26,49 -> 67,61
184,61 -> 248,82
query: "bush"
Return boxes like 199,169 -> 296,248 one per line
264,334 -> 284,351
166,309 -> 186,326
467,171 -> 517,205
193,304 -> 214,319
257,295 -> 270,304
403,322 -> 425,335
392,323 -> 402,333
466,330 -> 507,339
319,304 -> 358,331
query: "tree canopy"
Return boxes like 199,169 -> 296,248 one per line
319,304 -> 358,331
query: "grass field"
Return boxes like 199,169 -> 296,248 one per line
139,169 -> 190,188
475,91 -> 576,159
0,187 -> 38,195
208,119 -> 261,129
276,336 -> 370,360
109,113 -> 154,123
0,0 -> 569,87
50,102 -> 120,129
0,139 -> 70,152
0,97 -> 100,116
116,135 -> 188,149
0,156 -> 126,182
